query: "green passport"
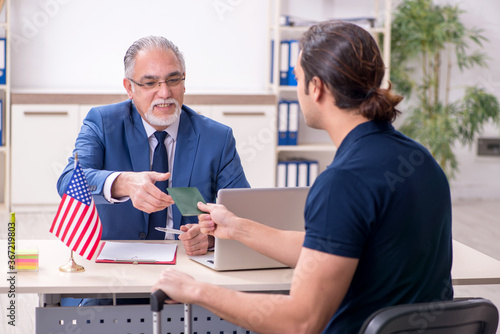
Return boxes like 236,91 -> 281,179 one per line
167,187 -> 207,216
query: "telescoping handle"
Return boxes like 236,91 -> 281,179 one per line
151,290 -> 169,334
151,289 -> 168,312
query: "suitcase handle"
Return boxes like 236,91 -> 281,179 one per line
151,289 -> 169,312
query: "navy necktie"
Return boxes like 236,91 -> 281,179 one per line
148,131 -> 169,239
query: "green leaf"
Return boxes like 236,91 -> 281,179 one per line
390,0 -> 500,178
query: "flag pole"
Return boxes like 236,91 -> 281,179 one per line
59,152 -> 85,273
59,250 -> 85,273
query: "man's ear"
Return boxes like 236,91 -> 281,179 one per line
123,78 -> 134,100
311,76 -> 323,102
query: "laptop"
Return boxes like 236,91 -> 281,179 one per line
189,187 -> 309,271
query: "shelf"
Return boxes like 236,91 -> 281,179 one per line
369,27 -> 386,34
276,25 -> 385,34
277,143 -> 336,152
277,86 -> 298,92
0,146 -> 7,153
275,25 -> 310,33
268,0 -> 391,186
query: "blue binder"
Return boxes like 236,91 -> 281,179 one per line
270,40 -> 274,84
297,160 -> 309,187
280,40 -> 290,86
0,99 -> 3,146
288,40 -> 299,86
308,160 -> 319,185
0,38 -> 5,85
286,160 -> 298,187
276,161 -> 288,187
287,101 -> 299,145
278,100 -> 288,146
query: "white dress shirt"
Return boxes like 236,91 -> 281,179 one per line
103,116 -> 180,239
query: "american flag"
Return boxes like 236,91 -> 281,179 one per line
50,160 -> 102,260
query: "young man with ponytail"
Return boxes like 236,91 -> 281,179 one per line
153,21 -> 453,334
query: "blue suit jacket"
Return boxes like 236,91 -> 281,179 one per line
57,100 -> 249,240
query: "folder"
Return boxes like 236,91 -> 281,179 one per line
286,161 -> 298,187
287,101 -> 299,145
270,40 -> 274,84
309,161 -> 319,185
277,161 -> 287,187
280,40 -> 290,86
96,241 -> 177,264
278,100 -> 288,146
0,99 -> 3,146
288,40 -> 299,86
297,161 -> 309,187
0,38 -> 5,85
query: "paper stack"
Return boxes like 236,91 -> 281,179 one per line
16,249 -> 39,271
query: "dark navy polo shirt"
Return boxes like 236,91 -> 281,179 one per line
303,121 -> 453,334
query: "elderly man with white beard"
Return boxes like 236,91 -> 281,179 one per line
57,36 -> 249,258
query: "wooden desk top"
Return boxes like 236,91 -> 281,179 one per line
451,241 -> 500,285
1,240 -> 293,295
1,239 -> 499,296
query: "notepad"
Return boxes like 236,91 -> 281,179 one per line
96,241 -> 177,264
167,187 -> 206,216
16,249 -> 39,271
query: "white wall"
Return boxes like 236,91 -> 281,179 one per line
9,0 -> 500,200
10,0 -> 269,93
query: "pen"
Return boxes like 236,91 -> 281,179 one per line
155,227 -> 185,235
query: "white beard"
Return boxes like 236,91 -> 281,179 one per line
145,98 -> 181,127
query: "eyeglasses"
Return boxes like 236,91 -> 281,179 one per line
128,76 -> 185,90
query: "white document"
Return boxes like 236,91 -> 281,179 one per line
96,241 -> 177,263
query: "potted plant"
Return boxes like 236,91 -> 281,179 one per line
390,0 -> 500,178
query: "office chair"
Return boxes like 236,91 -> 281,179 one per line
359,298 -> 499,334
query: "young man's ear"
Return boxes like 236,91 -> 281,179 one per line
310,76 -> 324,102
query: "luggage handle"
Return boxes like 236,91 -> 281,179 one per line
151,289 -> 192,334
151,289 -> 169,312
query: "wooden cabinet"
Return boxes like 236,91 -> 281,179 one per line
209,105 -> 276,188
188,104 -> 277,188
11,105 -> 80,208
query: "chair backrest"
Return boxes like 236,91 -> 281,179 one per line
359,298 -> 499,334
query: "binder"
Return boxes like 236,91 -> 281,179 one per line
288,40 -> 299,86
287,101 -> 299,145
0,38 -> 5,85
286,161 -> 298,187
309,161 -> 319,185
278,100 -> 288,146
96,241 -> 177,265
297,161 -> 309,187
280,40 -> 290,86
280,159 -> 319,187
270,40 -> 274,84
277,161 -> 287,187
0,99 -> 3,146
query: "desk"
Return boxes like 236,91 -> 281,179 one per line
2,239 -> 293,333
2,239 -> 500,333
451,240 -> 500,285
1,239 -> 293,297
2,239 -> 499,295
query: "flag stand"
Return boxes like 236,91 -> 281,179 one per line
59,250 -> 85,273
